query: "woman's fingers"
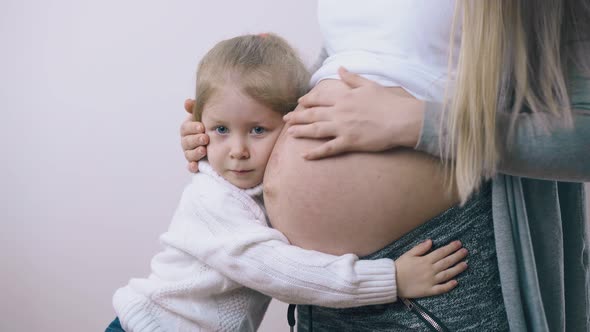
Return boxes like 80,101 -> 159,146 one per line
181,133 -> 209,151
434,247 -> 468,271
180,118 -> 205,136
283,106 -> 331,124
181,98 -> 202,173
303,138 -> 348,160
298,90 -> 324,108
287,121 -> 337,139
298,81 -> 351,108
187,161 -> 199,173
180,114 -> 193,135
184,98 -> 195,114
184,146 -> 207,163
338,67 -> 373,89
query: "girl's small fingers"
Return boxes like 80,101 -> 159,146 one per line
427,240 -> 462,262
435,262 -> 468,283
404,239 -> 433,257
430,280 -> 459,296
434,248 -> 468,271
303,138 -> 347,160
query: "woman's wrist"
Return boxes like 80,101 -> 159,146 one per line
391,97 -> 425,149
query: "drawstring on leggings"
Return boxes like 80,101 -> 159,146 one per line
308,306 -> 313,331
286,304 -> 313,332
287,304 -> 296,332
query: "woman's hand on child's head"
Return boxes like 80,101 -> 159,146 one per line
283,67 -> 425,160
395,239 -> 468,299
181,99 -> 209,173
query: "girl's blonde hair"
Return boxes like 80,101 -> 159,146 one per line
193,33 -> 310,121
446,0 -> 590,203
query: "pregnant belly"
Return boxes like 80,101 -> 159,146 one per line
263,127 -> 459,256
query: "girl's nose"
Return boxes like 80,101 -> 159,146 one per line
230,142 -> 250,160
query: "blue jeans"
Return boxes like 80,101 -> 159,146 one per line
105,317 -> 125,332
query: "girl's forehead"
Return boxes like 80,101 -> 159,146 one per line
202,109 -> 282,125
201,91 -> 282,124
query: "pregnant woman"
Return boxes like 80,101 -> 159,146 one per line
181,1 -> 590,331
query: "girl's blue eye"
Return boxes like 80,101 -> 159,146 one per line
215,126 -> 228,134
251,126 -> 266,135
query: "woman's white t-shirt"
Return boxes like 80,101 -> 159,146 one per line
311,0 -> 461,101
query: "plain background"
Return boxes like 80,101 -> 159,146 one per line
1,1 -> 320,331
1,1 -> 588,331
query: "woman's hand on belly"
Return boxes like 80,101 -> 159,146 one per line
283,67 -> 425,160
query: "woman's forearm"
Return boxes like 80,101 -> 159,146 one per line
416,101 -> 590,182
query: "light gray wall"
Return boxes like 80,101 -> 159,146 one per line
1,1 -> 588,331
0,1 -> 320,331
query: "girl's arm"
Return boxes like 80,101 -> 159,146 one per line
162,178 -> 466,308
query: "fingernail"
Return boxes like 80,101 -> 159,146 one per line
455,241 -> 462,246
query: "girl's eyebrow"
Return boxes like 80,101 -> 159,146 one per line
202,115 -> 227,124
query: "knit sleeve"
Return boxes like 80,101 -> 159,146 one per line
415,73 -> 590,182
161,181 -> 397,308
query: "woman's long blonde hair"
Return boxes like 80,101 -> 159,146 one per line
446,0 -> 590,203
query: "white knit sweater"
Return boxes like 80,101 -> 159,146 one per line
113,161 -> 397,332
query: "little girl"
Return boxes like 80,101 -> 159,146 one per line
108,33 -> 468,332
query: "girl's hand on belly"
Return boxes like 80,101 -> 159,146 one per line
283,67 -> 425,160
395,239 -> 468,299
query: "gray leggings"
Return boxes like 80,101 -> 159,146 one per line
296,183 -> 509,331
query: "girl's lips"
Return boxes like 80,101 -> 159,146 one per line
230,170 -> 253,174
